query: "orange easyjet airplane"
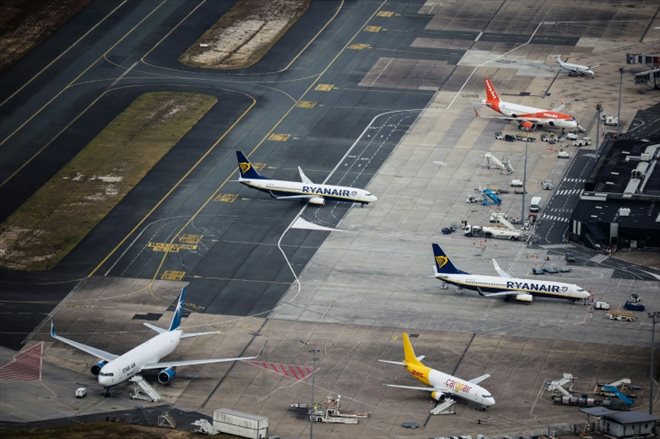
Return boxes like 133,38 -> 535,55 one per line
477,78 -> 580,131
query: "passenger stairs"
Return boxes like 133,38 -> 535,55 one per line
430,398 -> 456,415
129,375 -> 161,402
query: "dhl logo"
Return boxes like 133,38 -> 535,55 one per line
435,256 -> 448,269
239,162 -> 251,174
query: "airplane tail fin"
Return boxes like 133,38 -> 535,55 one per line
432,243 -> 469,275
402,332 -> 423,366
484,78 -> 500,104
168,287 -> 187,331
236,151 -> 267,180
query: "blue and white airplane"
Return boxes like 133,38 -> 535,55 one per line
235,151 -> 377,206
556,55 -> 597,78
50,287 -> 257,391
432,244 -> 591,303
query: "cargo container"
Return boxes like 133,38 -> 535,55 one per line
213,409 -> 268,439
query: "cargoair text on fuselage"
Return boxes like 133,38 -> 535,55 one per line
432,244 -> 591,303
480,78 -> 578,131
235,151 -> 377,206
556,55 -> 596,78
50,287 -> 258,392
379,332 -> 495,412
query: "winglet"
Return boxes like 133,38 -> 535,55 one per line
50,320 -> 56,337
236,151 -> 267,180
168,287 -> 187,331
432,243 -> 469,275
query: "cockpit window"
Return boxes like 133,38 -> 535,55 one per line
482,394 -> 492,398
577,288 -> 583,292
99,372 -> 114,377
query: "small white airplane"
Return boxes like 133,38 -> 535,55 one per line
236,151 -> 377,206
477,78 -> 580,131
380,332 -> 495,413
432,244 -> 591,303
50,287 -> 258,393
556,55 -> 597,78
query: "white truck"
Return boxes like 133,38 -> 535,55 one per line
464,224 -> 521,240
529,196 -> 542,214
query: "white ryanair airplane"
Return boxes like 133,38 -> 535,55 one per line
432,244 -> 591,303
380,332 -> 495,413
235,151 -> 377,206
50,287 -> 258,393
556,55 -> 597,78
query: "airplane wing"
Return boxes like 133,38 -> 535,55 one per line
384,384 -> 451,395
298,166 -> 313,184
469,373 -> 491,384
270,192 -> 314,200
491,259 -> 511,278
143,322 -> 166,334
474,110 -> 546,124
141,354 -> 258,370
477,290 -> 518,298
181,330 -> 222,339
50,320 -> 118,362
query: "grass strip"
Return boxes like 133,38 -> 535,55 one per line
0,91 -> 217,271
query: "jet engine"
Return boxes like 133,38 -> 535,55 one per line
308,197 -> 325,206
431,391 -> 447,402
515,293 -> 533,303
518,121 -> 536,131
91,360 -> 108,376
158,367 -> 176,384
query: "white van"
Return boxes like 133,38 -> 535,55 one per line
529,196 -> 542,213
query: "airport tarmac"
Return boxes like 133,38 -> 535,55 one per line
2,0 -> 660,437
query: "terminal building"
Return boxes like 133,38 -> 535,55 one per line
569,134 -> 660,251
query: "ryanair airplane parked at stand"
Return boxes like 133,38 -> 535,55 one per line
432,244 -> 591,303
235,151 -> 377,206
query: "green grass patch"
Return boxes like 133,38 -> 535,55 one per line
178,0 -> 310,70
0,91 -> 217,271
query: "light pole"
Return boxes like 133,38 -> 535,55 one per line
617,67 -> 624,138
521,142 -> 528,226
309,348 -> 320,439
649,312 -> 659,415
596,103 -> 602,152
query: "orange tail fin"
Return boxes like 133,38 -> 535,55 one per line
484,78 -> 500,104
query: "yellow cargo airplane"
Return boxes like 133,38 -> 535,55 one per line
380,332 -> 495,414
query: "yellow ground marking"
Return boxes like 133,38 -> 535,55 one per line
214,193 -> 238,202
315,84 -> 335,92
376,11 -> 394,17
268,133 -> 290,141
178,234 -> 202,244
364,25 -> 382,32
147,242 -> 198,253
147,0 -> 388,290
348,43 -> 371,50
88,96 -> 257,278
296,101 -> 317,109
161,270 -> 185,281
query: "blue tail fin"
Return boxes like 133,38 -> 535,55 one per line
168,287 -> 187,331
432,244 -> 469,275
236,151 -> 267,179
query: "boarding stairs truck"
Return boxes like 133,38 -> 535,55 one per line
129,375 -> 161,402
464,215 -> 524,240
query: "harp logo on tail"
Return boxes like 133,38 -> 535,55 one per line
239,162 -> 252,175
435,256 -> 449,269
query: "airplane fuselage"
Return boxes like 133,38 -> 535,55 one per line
487,100 -> 578,130
406,359 -> 495,408
239,177 -> 377,204
98,330 -> 181,387
435,272 -> 590,301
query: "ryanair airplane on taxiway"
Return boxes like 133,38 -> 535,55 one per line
235,151 -> 377,206
432,244 -> 591,303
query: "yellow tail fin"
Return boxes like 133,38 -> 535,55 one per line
402,332 -> 422,366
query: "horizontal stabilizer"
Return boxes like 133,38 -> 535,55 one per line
469,373 -> 491,384
377,359 -> 406,366
143,322 -> 166,334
